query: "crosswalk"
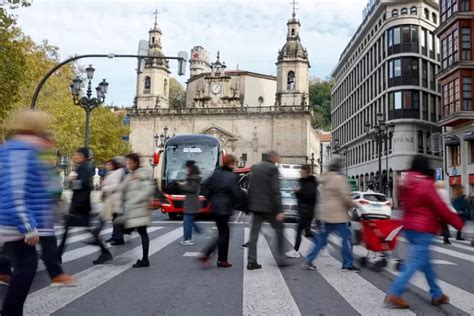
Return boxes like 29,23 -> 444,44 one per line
1,223 -> 470,316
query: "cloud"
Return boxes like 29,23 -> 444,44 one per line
14,0 -> 367,106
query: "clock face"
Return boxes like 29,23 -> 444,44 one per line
210,82 -> 221,94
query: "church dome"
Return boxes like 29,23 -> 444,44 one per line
278,40 -> 308,61
146,47 -> 169,68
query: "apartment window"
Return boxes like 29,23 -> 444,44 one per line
418,131 -> 424,153
423,92 -> 429,120
388,57 -> 419,86
461,0 -> 471,11
461,28 -> 471,61
463,77 -> 472,110
388,25 -> 418,55
410,6 -> 417,14
392,9 -> 399,17
441,0 -> 458,22
450,145 -> 461,166
401,8 -> 408,15
441,29 -> 459,70
421,28 -> 427,55
442,78 -> 460,116
429,63 -> 436,89
424,8 -> 429,20
389,90 -> 420,119
432,13 -> 437,24
422,60 -> 428,87
427,132 -> 432,154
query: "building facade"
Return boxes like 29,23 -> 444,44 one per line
128,12 -> 320,176
331,0 -> 442,204
436,0 -> 474,195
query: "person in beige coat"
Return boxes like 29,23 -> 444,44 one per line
304,155 -> 359,272
118,153 -> 155,268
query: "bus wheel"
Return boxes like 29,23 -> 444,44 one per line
168,213 -> 179,220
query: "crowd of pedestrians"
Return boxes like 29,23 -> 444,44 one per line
0,109 -> 472,315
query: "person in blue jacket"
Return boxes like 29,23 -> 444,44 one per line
0,110 -> 53,315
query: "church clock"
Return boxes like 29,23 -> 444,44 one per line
210,82 -> 221,95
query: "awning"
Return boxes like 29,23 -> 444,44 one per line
445,135 -> 460,146
449,176 -> 461,186
463,130 -> 474,141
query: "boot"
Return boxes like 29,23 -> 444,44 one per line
384,295 -> 410,309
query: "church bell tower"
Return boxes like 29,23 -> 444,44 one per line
135,11 -> 171,109
275,4 -> 310,106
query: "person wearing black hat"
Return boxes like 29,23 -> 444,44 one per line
58,147 -> 112,265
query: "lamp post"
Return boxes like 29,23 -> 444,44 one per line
310,152 -> 315,174
154,126 -> 173,150
69,65 -> 109,148
364,113 -> 395,193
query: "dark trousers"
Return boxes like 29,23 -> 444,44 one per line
440,222 -> 451,242
115,225 -> 149,261
1,241 -> 38,316
248,212 -> 284,264
39,236 -> 63,278
294,217 -> 313,251
204,214 -> 230,261
58,216 -> 109,259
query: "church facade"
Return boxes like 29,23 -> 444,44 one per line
128,11 -> 321,173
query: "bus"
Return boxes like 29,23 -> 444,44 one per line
159,134 -> 222,219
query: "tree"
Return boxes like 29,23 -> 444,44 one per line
169,78 -> 186,108
309,80 -> 334,131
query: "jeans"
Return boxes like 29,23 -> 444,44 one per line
294,217 -> 313,251
248,212 -> 285,264
39,236 -> 63,279
306,222 -> 353,268
204,214 -> 230,261
388,230 -> 443,299
1,240 -> 38,316
183,213 -> 201,241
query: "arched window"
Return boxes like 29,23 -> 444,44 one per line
152,36 -> 155,44
163,79 -> 168,97
401,7 -> 408,15
432,13 -> 437,24
392,9 -> 399,17
410,6 -> 417,15
291,28 -> 295,36
287,71 -> 296,90
417,130 -> 424,153
144,76 -> 151,93
424,8 -> 429,20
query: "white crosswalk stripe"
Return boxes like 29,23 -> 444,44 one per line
399,236 -> 474,256
285,228 -> 415,316
24,228 -> 182,315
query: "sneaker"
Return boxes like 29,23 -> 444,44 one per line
342,266 -> 361,272
384,294 -> 410,309
247,262 -> 262,270
431,294 -> 449,306
0,274 -> 11,286
50,273 -> 76,287
132,259 -> 150,268
180,240 -> 194,246
304,262 -> 316,270
285,249 -> 301,258
456,237 -> 466,241
217,261 -> 232,268
240,242 -> 249,249
92,251 -> 113,265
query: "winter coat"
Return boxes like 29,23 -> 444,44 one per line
180,174 -> 201,214
122,167 -> 155,229
295,175 -> 319,219
452,194 -> 470,220
435,188 -> 457,214
70,161 -> 94,216
400,171 -> 464,234
247,160 -> 282,213
0,138 -> 56,240
317,171 -> 354,223
203,166 -> 241,216
101,168 -> 125,221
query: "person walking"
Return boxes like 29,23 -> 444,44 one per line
179,160 -> 203,246
304,155 -> 359,272
452,185 -> 470,241
434,180 -> 457,245
58,147 -> 112,265
97,158 -> 125,245
247,150 -> 288,270
385,155 -> 464,309
286,164 -> 318,258
0,110 -> 57,315
118,153 -> 155,268
200,154 -> 241,268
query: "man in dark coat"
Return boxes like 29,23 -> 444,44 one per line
200,154 -> 241,267
58,148 -> 112,265
286,164 -> 318,258
246,150 -> 287,270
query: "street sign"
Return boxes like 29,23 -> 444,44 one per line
435,168 -> 443,181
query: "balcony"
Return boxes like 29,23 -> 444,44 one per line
438,103 -> 473,127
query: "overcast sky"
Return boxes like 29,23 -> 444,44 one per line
14,0 -> 368,106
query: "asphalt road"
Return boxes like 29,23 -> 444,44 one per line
1,212 -> 473,316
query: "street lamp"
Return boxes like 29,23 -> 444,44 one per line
69,65 -> 109,148
365,113 -> 395,193
154,126 -> 173,150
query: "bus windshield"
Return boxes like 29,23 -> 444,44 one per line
164,143 -> 219,183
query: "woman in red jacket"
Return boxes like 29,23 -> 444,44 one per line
385,155 -> 464,309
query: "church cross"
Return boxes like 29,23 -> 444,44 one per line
153,9 -> 159,27
291,0 -> 298,18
